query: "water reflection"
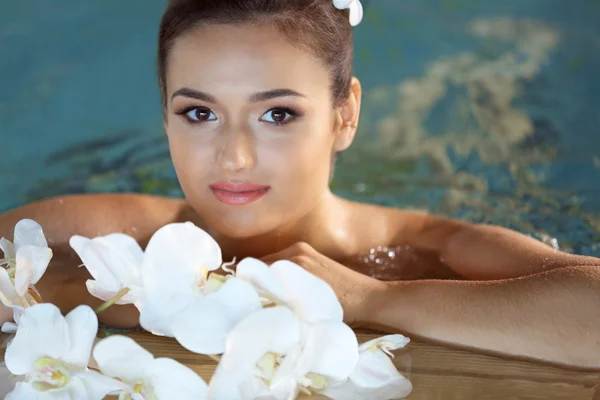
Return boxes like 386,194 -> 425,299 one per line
349,245 -> 461,281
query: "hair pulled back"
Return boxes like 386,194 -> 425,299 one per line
158,0 -> 354,108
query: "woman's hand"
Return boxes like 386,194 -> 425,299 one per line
260,242 -> 387,327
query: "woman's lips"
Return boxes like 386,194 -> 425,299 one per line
209,182 -> 271,206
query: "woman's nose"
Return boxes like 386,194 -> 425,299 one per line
215,128 -> 257,173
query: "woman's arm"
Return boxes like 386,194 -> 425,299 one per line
366,264 -> 600,369
383,215 -> 600,367
261,238 -> 600,369
403,214 -> 600,280
0,193 -> 184,327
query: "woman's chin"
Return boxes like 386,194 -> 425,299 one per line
201,212 -> 280,239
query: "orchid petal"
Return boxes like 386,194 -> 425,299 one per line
143,222 -> 222,290
5,304 -> 69,375
123,285 -> 145,305
208,278 -> 261,325
13,219 -> 48,250
348,0 -> 363,26
294,321 -> 358,381
64,376 -> 91,399
12,305 -> 24,323
0,238 -> 14,259
139,291 -> 192,337
248,380 -> 275,399
147,358 -> 208,399
98,234 -> 144,290
358,334 -> 410,353
94,233 -> 144,286
75,370 -> 129,399
209,307 -> 301,398
0,362 -> 14,399
100,233 -> 144,266
269,346 -> 302,400
85,280 -> 123,304
142,224 -> 220,301
2,306 -> 23,333
236,258 -> 290,304
0,269 -> 21,307
172,278 -> 261,354
271,260 -> 343,323
171,299 -> 230,355
14,245 -> 52,296
62,305 -> 98,368
1,321 -> 17,333
85,280 -> 144,305
348,349 -> 412,398
6,382 -> 55,400
70,235 -> 134,293
94,335 -> 153,382
223,306 -> 301,367
207,369 -> 270,400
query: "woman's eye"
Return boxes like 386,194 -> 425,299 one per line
184,107 -> 217,122
260,108 -> 297,125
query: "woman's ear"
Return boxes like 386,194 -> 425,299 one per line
334,77 -> 362,152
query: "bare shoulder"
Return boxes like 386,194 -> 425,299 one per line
0,193 -> 188,249
341,198 -> 600,280
337,197 -> 424,242
355,201 -> 555,255
339,197 -> 465,250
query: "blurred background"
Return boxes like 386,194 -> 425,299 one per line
1,0 -> 599,255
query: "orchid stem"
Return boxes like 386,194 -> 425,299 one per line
94,288 -> 130,314
28,286 -> 43,304
221,257 -> 237,276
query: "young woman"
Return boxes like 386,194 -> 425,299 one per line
1,0 -> 599,368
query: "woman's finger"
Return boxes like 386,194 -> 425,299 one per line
260,248 -> 295,264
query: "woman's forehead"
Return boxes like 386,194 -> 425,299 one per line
166,24 -> 331,97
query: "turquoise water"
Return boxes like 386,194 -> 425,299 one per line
1,0 -> 599,255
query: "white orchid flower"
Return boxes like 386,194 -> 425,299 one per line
139,222 -> 261,355
4,303 -> 128,399
208,306 -> 359,400
236,258 -> 343,324
93,335 -> 208,400
1,361 -> 14,399
1,305 -> 24,334
0,219 -> 52,307
69,233 -> 145,307
332,0 -> 364,26
323,335 -> 413,400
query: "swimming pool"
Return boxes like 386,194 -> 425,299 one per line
1,0 -> 599,256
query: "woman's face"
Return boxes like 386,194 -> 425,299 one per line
164,24 -> 354,238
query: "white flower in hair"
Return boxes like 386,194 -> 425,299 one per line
333,0 -> 364,27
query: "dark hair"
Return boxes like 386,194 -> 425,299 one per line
158,0 -> 354,109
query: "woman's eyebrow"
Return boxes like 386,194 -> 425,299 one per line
171,88 -> 217,103
248,88 -> 306,102
171,88 -> 306,103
